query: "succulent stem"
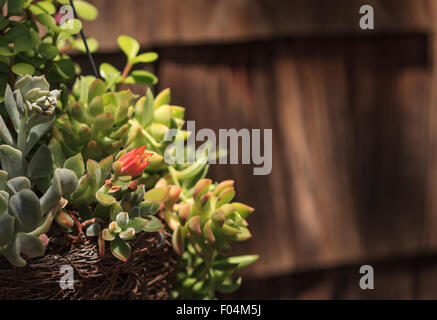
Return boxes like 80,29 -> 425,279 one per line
27,198 -> 66,237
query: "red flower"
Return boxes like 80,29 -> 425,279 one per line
117,146 -> 153,177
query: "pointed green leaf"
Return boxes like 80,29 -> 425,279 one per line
110,236 -> 131,262
63,153 -> 85,179
4,84 -> 20,133
132,52 -> 158,64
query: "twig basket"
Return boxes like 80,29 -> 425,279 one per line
0,226 -> 176,300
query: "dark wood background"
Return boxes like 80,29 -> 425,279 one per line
75,0 -> 437,298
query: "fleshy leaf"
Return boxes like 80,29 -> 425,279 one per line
64,153 -> 85,179
0,145 -> 24,178
9,189 -> 43,233
143,216 -> 163,232
118,35 -> 140,61
27,145 -> 54,179
17,233 -> 45,259
86,223 -> 101,237
110,236 -> 131,262
0,214 -> 15,246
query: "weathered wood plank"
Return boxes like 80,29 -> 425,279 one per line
84,0 -> 432,51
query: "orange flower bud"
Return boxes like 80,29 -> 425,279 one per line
117,146 -> 153,177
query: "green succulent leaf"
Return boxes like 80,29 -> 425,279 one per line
215,277 -> 242,294
124,70 -> 158,85
0,214 -> 15,246
102,228 -> 116,241
154,88 -> 171,109
60,18 -> 82,35
144,215 -> 163,232
118,35 -> 140,61
96,185 -> 116,207
144,186 -> 169,202
110,236 -> 131,262
4,84 -> 20,133
0,145 -> 24,178
38,43 -> 58,60
132,52 -> 158,64
127,217 -> 147,232
28,2 -> 56,15
119,227 -> 135,240
12,63 -> 35,76
9,189 -> 43,233
25,118 -> 55,156
86,223 -> 101,237
7,176 -> 31,194
36,13 -> 57,30
213,255 -> 259,270
73,0 -> 98,20
64,153 -> 85,179
17,233 -> 45,259
27,145 -> 54,179
116,211 -> 129,227
1,241 -> 26,267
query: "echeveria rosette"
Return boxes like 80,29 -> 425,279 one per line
0,75 -> 59,183
0,168 -> 78,267
15,75 -> 60,116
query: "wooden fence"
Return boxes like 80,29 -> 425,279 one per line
76,0 -> 437,298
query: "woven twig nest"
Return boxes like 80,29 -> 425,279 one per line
0,225 -> 177,300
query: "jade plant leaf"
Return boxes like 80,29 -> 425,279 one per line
118,35 -> 140,61
132,52 -> 158,64
73,0 -> 98,20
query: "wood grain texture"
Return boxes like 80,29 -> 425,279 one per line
151,34 -> 432,278
84,0 -> 432,51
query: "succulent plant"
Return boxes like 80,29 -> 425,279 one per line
54,146 -> 166,261
0,168 -> 78,266
164,178 -> 258,299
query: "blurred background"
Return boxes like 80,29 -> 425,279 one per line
76,0 -> 437,299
